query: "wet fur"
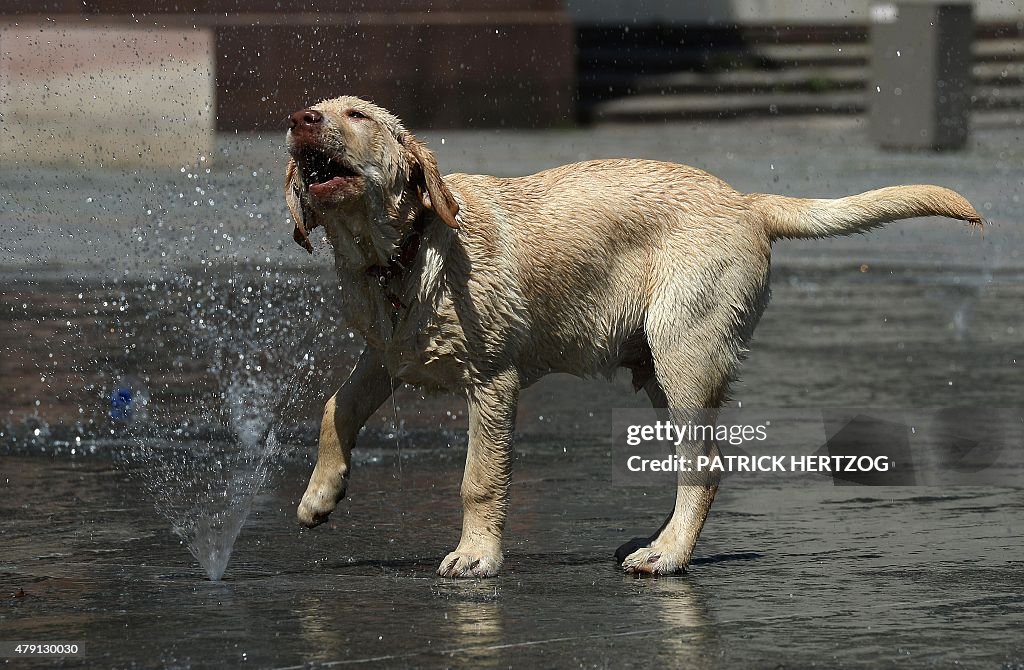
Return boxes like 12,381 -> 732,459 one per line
286,96 -> 983,577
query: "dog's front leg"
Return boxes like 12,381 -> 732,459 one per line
298,346 -> 392,527
437,370 -> 520,578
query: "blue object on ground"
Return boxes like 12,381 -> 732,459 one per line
110,386 -> 135,422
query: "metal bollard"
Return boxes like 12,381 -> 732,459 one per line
869,1 -> 974,150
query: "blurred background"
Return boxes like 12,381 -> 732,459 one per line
1,1 -> 1021,152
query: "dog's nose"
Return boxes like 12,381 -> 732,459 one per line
289,108 -> 323,131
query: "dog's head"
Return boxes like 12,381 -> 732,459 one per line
284,96 -> 459,264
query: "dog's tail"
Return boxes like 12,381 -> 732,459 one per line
750,185 -> 983,241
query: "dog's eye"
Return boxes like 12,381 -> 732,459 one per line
347,110 -> 367,120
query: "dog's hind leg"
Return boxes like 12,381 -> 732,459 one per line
618,318 -> 734,575
298,346 -> 393,528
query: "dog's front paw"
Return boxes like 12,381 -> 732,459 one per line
297,476 -> 347,528
437,546 -> 502,578
620,545 -> 687,576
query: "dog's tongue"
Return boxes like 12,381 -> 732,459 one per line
309,177 -> 348,198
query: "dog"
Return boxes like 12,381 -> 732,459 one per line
284,96 -> 982,578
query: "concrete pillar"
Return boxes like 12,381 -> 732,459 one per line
869,1 -> 974,150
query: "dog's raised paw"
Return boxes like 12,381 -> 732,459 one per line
297,503 -> 331,528
437,548 -> 502,578
296,483 -> 345,528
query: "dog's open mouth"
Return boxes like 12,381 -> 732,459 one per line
298,149 -> 362,198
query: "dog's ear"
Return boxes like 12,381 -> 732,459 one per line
285,159 -> 315,253
402,134 -> 460,229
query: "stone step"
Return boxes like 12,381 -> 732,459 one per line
579,38 -> 1024,77
621,62 -> 1024,96
580,62 -> 1024,114
633,65 -> 865,95
753,39 -> 1023,65
589,85 -> 1024,122
973,84 -> 1024,110
591,91 -> 865,122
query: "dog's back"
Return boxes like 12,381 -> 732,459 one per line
443,159 -> 778,382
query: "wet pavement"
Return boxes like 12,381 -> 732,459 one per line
2,117 -> 1024,667
4,438 -> 1024,668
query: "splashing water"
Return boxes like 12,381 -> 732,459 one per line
171,431 -> 279,581
125,269 -> 336,581
173,368 -> 286,581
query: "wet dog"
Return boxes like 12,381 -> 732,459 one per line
284,96 -> 982,577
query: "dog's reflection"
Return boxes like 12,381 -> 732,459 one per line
432,572 -> 719,666
292,566 -> 721,665
629,576 -> 720,664
432,580 -> 504,667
